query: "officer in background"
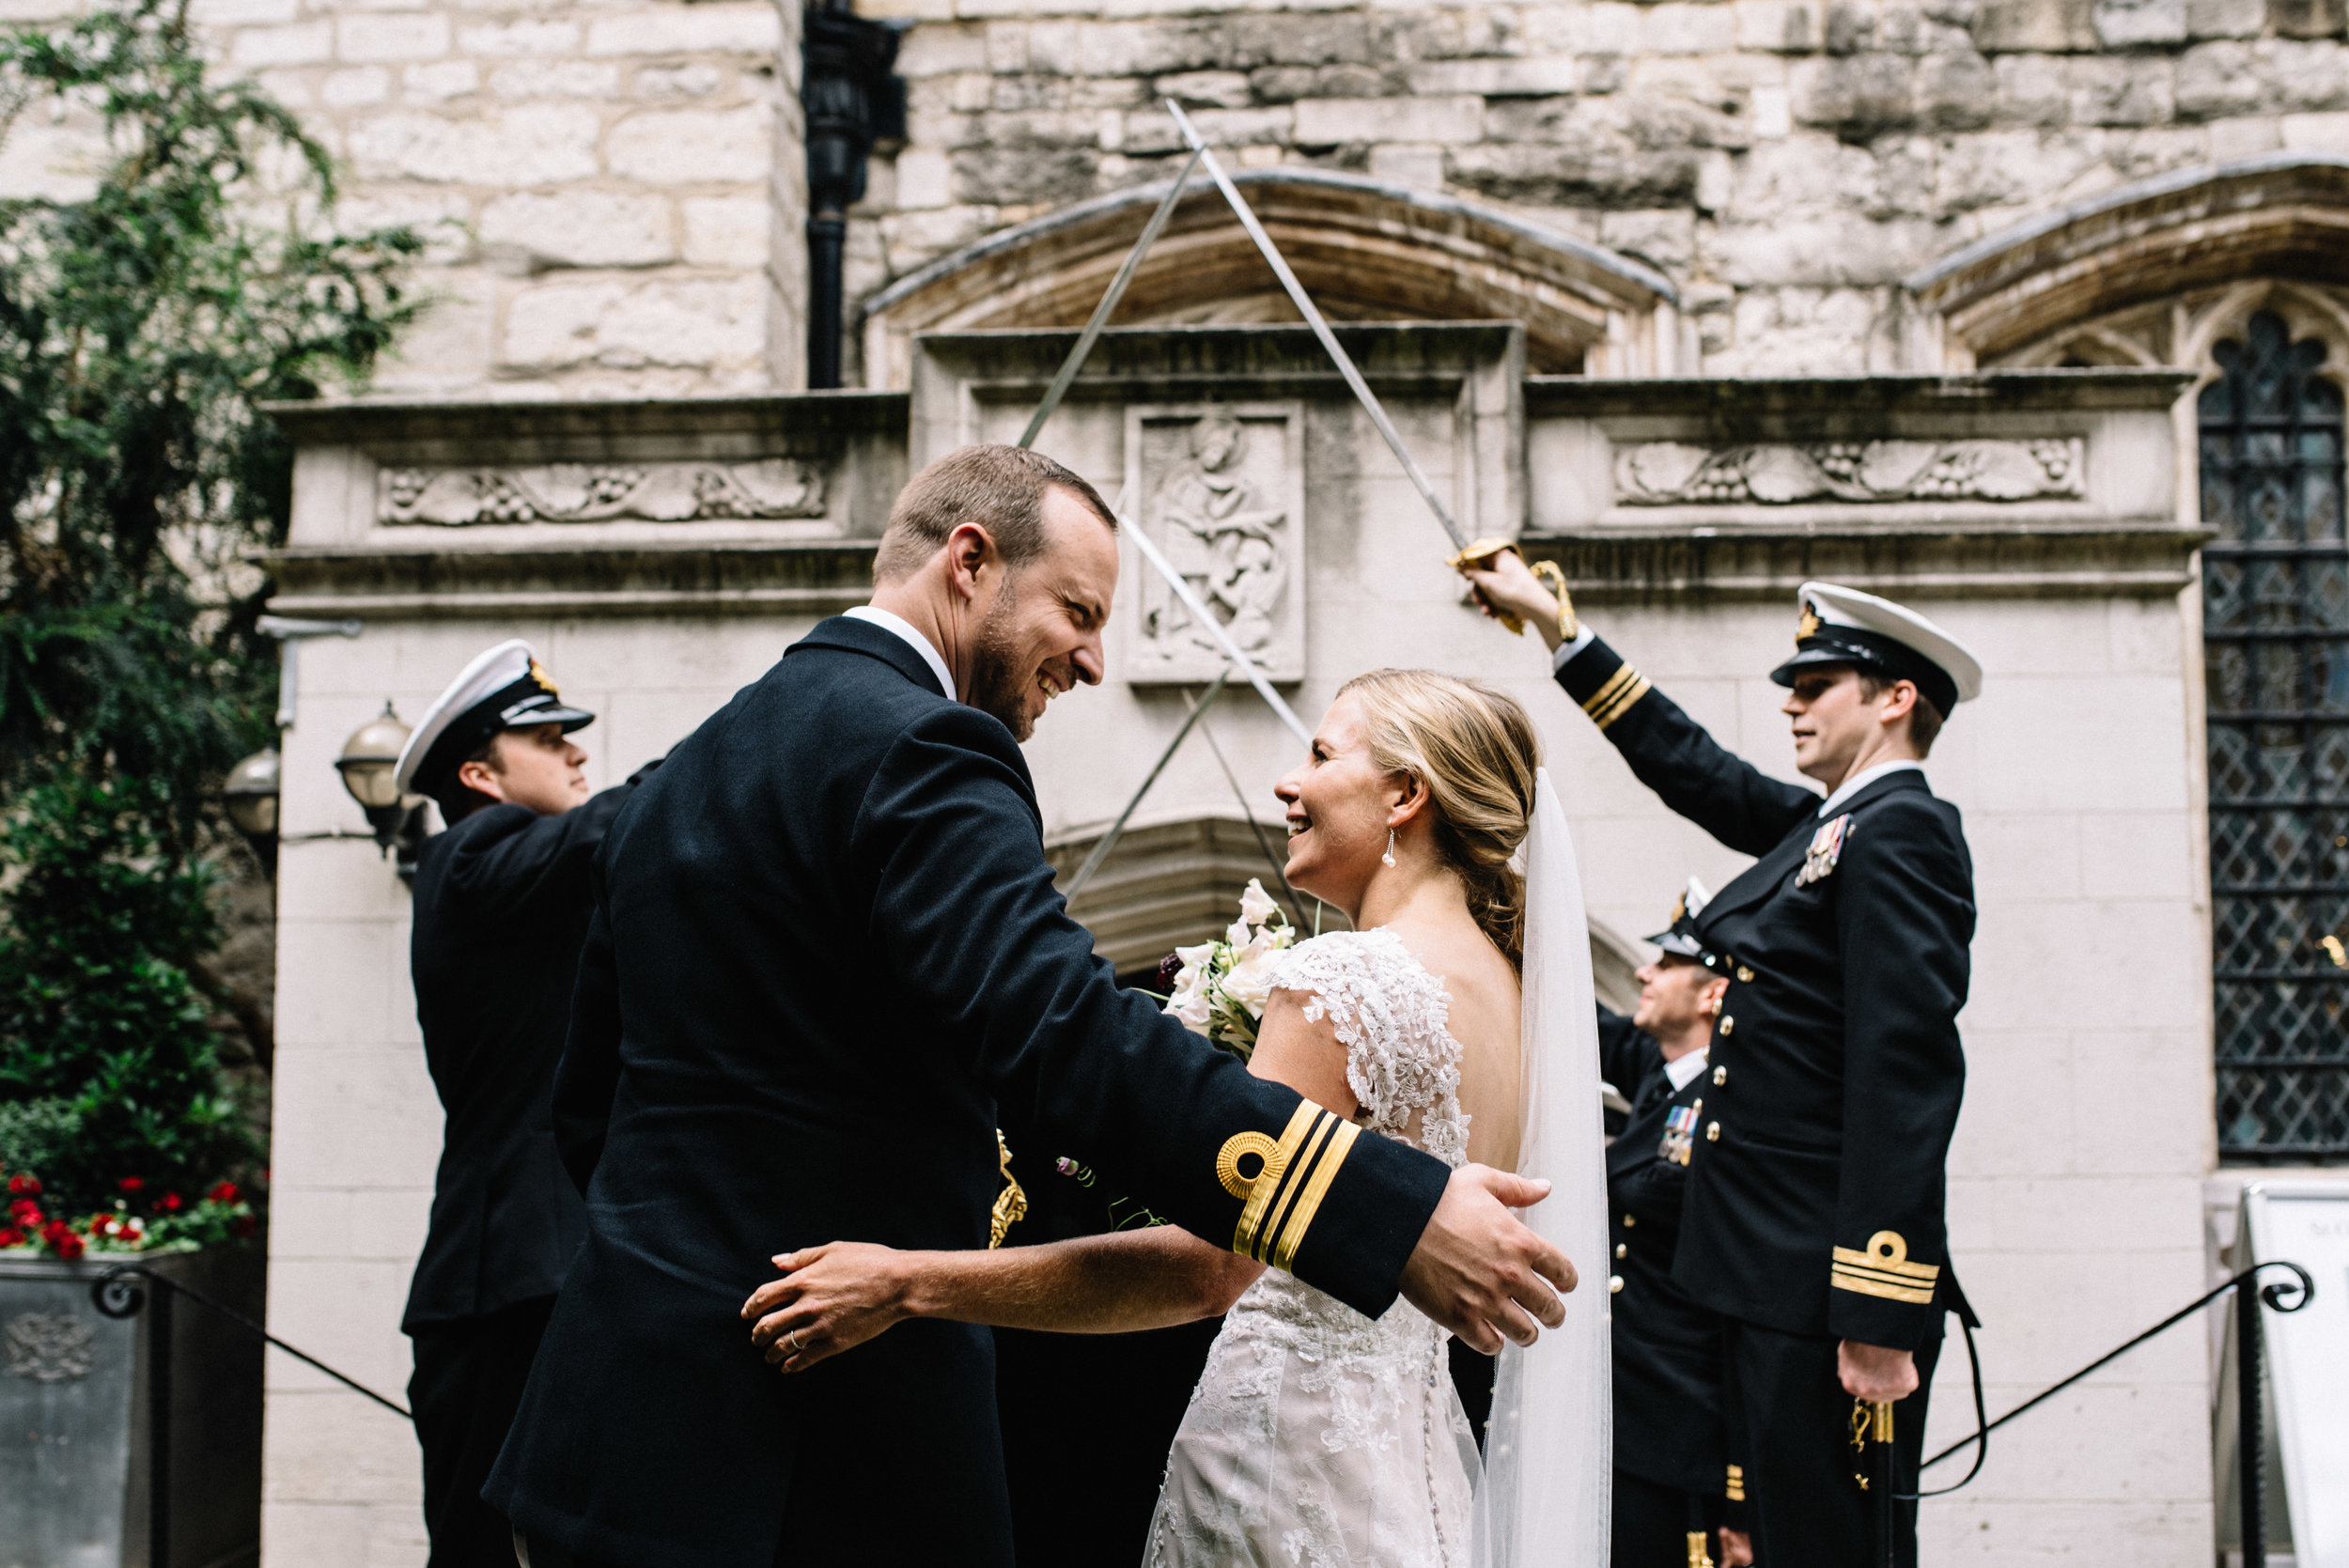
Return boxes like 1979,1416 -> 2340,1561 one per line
393,641 -> 646,1568
1460,555 -> 1980,1568
1601,880 -> 1751,1568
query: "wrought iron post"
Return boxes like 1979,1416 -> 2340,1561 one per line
801,1 -> 902,388
2238,1273 -> 2264,1568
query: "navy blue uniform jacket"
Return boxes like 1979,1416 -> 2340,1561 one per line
403,786 -> 631,1332
486,616 -> 1448,1568
1559,637 -> 1974,1350
1599,1009 -> 1734,1497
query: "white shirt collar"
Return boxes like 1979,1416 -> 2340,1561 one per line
1664,1045 -> 1710,1092
845,606 -> 955,701
1816,758 -> 1922,818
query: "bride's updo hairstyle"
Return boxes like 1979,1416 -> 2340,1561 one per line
1337,669 -> 1542,968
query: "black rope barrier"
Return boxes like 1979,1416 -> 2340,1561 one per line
1917,1259 -> 2310,1474
90,1262 -> 414,1420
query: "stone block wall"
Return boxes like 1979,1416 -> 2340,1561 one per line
0,0 -> 807,397
848,0 -> 2349,380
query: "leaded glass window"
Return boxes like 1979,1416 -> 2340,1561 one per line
2202,310 -> 2349,1161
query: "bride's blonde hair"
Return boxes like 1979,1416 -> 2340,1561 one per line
1336,669 -> 1541,969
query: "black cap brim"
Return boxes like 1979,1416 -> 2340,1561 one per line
1770,629 -> 1957,719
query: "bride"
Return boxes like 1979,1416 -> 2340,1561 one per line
740,670 -> 1608,1567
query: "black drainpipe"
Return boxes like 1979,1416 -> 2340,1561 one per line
802,0 -> 903,388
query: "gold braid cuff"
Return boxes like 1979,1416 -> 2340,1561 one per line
1221,1104 -> 1360,1265
1829,1230 -> 1939,1305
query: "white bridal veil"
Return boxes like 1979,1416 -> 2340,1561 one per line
1474,768 -> 1612,1566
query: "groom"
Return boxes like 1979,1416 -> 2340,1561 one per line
487,444 -> 1572,1568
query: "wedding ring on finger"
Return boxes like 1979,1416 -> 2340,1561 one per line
786,1329 -> 804,1356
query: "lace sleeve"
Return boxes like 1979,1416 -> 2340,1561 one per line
1268,930 -> 1465,1162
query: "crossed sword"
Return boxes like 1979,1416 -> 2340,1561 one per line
1036,102 -> 1486,908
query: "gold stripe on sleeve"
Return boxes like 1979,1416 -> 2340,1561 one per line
1229,1103 -> 1320,1258
1830,1266 -> 1937,1305
1268,1119 -> 1361,1273
1590,675 -> 1653,732
1251,1112 -> 1337,1263
1829,1230 -> 1939,1304
1579,665 -> 1640,720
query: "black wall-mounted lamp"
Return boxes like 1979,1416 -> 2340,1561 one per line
334,702 -> 429,880
222,747 -> 282,876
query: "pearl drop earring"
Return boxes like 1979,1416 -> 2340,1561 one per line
1382,829 -> 1397,868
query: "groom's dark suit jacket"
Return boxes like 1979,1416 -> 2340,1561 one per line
485,615 -> 1449,1568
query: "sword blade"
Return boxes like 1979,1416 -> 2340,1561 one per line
1018,147 -> 1206,452
1163,100 -> 1469,551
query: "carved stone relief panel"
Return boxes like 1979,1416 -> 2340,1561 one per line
1614,439 -> 2084,505
378,458 -> 826,526
1123,403 -> 1306,685
5,1312 -> 95,1383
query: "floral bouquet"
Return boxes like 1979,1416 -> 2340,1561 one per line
1159,878 -> 1294,1061
1,1169 -> 257,1262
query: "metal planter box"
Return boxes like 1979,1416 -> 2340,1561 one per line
1,1246 -> 264,1568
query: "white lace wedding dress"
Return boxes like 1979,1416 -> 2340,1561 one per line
1143,926 -> 1482,1568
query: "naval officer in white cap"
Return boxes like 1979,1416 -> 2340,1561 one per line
1457,555 -> 1983,1568
392,640 -> 653,1568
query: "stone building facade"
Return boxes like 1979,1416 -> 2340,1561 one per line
8,0 -> 2349,1561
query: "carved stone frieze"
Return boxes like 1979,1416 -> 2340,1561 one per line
1124,402 -> 1307,685
379,458 -> 826,526
1614,438 -> 2083,506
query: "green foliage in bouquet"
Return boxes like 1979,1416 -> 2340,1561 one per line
0,0 -> 419,1240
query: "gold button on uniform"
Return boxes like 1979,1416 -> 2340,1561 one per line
1614,1242 -> 1627,1259
1718,1016 -> 1735,1036
1713,1065 -> 1728,1086
1737,966 -> 1755,984
1608,1275 -> 1624,1295
1623,1215 -> 1636,1227
1705,1122 -> 1720,1141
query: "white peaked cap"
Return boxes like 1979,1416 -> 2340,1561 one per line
393,639 -> 596,797
1777,582 -> 1984,712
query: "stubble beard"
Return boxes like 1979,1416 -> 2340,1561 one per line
966,581 -> 1036,742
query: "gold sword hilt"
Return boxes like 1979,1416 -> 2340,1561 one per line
1447,539 -> 1577,640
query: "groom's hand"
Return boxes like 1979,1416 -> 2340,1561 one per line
741,1242 -> 917,1373
1398,1165 -> 1576,1354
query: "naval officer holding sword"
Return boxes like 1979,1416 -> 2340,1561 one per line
1459,549 -> 1982,1568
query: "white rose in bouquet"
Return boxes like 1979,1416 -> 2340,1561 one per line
1158,879 -> 1294,1060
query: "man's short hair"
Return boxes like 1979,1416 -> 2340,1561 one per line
429,733 -> 505,824
1855,672 -> 1945,756
872,444 -> 1118,583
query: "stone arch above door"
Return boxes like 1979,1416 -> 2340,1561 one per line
1046,812 -> 1642,1014
861,169 -> 1680,388
1906,152 -> 2349,370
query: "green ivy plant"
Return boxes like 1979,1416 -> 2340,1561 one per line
0,0 -> 420,1231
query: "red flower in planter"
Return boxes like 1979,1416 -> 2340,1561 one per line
207,1182 -> 240,1205
8,1173 -> 39,1196
118,1176 -> 145,1192
155,1191 -> 183,1214
9,1198 -> 41,1226
87,1214 -> 111,1236
39,1219 -> 84,1260
0,1228 -> 23,1248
